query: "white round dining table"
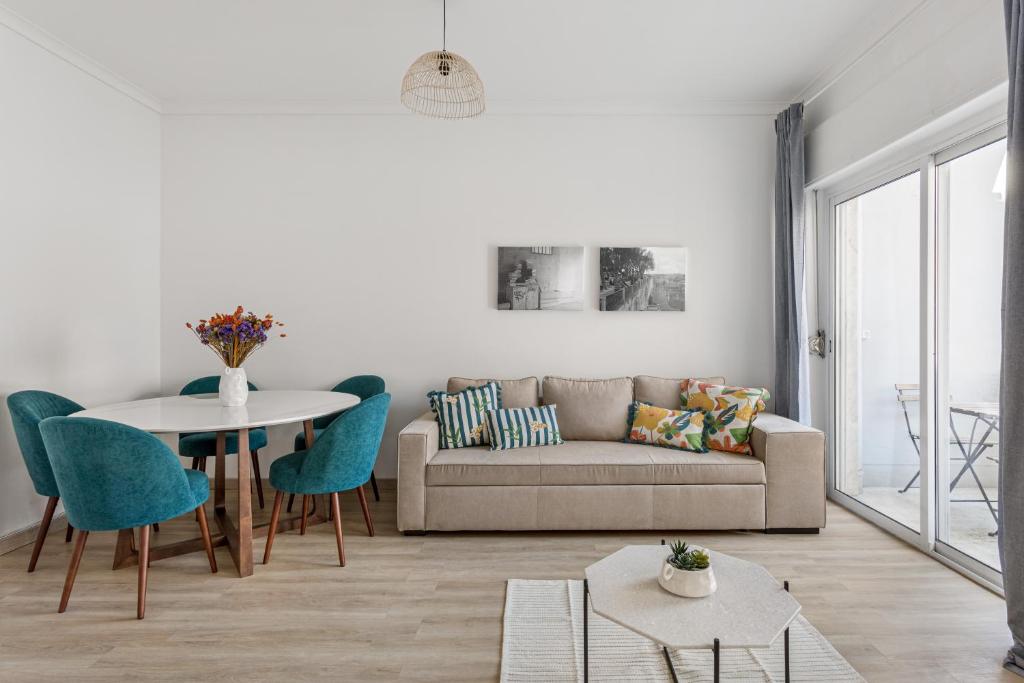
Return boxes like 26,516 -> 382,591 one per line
71,390 -> 360,578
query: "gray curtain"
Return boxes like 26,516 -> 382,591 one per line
773,103 -> 809,422
1003,1 -> 1024,676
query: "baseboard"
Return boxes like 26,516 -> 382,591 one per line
0,512 -> 69,557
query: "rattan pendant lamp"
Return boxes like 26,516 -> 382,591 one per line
400,0 -> 485,119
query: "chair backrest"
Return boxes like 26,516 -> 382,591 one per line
299,393 -> 391,493
180,375 -> 259,395
6,391 -> 84,497
312,374 -> 386,429
333,375 -> 386,400
39,417 -> 198,531
894,383 -> 919,438
895,383 -> 919,405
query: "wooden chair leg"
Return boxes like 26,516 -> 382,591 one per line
153,522 -> 160,533
330,492 -> 346,567
65,523 -> 74,543
300,496 -> 310,535
287,493 -> 295,513
58,530 -> 89,613
191,457 -> 200,470
251,450 -> 265,509
199,458 -> 207,473
196,505 -> 217,573
356,486 -> 375,537
137,525 -> 150,619
28,496 -> 59,572
370,472 -> 381,502
263,491 -> 284,565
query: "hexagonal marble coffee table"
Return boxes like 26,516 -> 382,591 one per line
584,545 -> 800,682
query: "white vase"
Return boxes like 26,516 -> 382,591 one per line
218,367 -> 249,407
658,558 -> 717,598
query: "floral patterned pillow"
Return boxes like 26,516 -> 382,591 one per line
681,380 -> 769,455
627,401 -> 707,453
427,382 -> 500,449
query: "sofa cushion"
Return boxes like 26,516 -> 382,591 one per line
485,405 -> 563,451
682,379 -> 769,455
425,441 -> 765,486
627,402 -> 707,452
542,376 -> 633,441
645,448 -> 766,485
634,375 -> 726,409
428,382 -> 500,449
447,377 -> 540,408
537,441 -> 654,485
426,447 -> 541,486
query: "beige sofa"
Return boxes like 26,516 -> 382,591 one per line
397,376 -> 825,534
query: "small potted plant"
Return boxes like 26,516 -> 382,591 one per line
658,541 -> 717,598
186,306 -> 285,406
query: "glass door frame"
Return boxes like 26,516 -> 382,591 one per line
817,119 -> 1006,594
932,124 -> 1007,587
824,158 -> 934,547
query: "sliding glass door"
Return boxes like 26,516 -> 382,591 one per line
833,171 -> 922,533
935,136 -> 1005,573
826,124 -> 1006,587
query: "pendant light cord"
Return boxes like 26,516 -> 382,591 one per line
442,0 -> 447,51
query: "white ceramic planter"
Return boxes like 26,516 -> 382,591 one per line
219,367 -> 249,407
658,558 -> 717,598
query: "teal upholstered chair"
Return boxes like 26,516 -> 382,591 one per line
290,375 -> 385,510
6,391 -> 84,571
179,376 -> 269,508
264,393 -> 390,567
39,416 -> 217,619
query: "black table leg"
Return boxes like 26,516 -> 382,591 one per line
784,627 -> 791,682
661,647 -> 679,682
583,578 -> 589,683
784,580 -> 791,683
713,637 -> 720,683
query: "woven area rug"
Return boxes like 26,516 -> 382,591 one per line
501,579 -> 863,682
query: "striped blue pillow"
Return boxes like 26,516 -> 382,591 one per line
485,405 -> 563,451
428,382 -> 500,449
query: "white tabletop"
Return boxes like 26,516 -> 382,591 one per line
70,390 -> 360,433
951,402 -> 1000,418
585,545 -> 800,649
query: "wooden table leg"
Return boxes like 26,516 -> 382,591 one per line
235,428 -> 253,576
303,419 -> 315,448
214,431 -> 226,511
211,428 -> 255,577
112,528 -> 136,570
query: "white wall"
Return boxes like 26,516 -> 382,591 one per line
0,26 -> 162,537
160,114 -> 775,476
804,0 -> 1006,185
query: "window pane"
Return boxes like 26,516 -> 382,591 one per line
937,138 -> 1005,571
835,172 -> 921,532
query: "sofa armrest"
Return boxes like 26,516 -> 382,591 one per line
750,413 -> 826,529
397,411 -> 440,532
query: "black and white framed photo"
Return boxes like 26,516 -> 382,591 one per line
497,246 -> 583,311
599,247 -> 687,311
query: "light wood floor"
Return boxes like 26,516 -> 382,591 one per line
0,482 -> 1015,682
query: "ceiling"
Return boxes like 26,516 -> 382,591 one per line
1,0 -> 926,113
